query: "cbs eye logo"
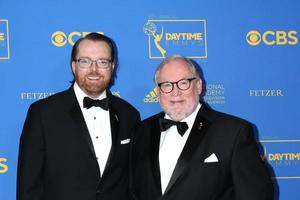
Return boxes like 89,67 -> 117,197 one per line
246,30 -> 298,46
246,31 -> 261,46
51,31 -> 104,47
51,31 -> 67,47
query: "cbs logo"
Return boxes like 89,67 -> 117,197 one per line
246,30 -> 298,46
51,31 -> 104,47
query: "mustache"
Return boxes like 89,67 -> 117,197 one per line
86,72 -> 103,76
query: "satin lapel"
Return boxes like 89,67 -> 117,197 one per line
164,107 -> 211,194
68,89 -> 97,159
150,113 -> 164,195
101,104 -> 119,177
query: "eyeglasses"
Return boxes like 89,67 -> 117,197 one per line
75,58 -> 112,69
158,78 -> 197,93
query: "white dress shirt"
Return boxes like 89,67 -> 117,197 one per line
73,83 -> 112,176
159,103 -> 201,193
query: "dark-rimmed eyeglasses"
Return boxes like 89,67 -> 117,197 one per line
75,58 -> 112,69
158,78 -> 197,93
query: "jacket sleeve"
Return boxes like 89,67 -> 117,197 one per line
231,122 -> 274,200
17,104 -> 45,200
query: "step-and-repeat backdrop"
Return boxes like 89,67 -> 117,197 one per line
1,0 -> 299,199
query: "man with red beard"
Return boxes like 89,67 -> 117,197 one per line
130,55 -> 273,200
17,33 -> 140,200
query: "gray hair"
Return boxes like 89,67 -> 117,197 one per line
153,55 -> 200,84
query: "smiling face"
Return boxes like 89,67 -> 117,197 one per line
71,39 -> 114,98
156,58 -> 202,121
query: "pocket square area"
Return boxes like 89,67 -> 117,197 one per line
120,138 -> 130,144
204,153 -> 219,163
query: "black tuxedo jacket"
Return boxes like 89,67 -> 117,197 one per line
131,104 -> 273,200
17,87 -> 140,200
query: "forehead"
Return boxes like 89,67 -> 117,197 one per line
77,39 -> 111,57
159,59 -> 193,81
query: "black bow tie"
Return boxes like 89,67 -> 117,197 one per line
159,118 -> 189,136
83,97 -> 109,110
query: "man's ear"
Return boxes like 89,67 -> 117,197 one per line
197,78 -> 203,95
154,86 -> 161,101
71,61 -> 76,74
111,62 -> 115,70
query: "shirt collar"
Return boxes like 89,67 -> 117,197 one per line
165,102 -> 201,128
73,82 -> 107,109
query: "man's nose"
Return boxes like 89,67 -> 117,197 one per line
90,62 -> 98,71
171,84 -> 181,96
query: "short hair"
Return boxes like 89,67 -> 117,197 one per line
70,32 -> 116,66
70,32 -> 117,85
154,55 -> 200,84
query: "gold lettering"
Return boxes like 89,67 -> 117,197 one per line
276,31 -> 288,45
0,158 -> 8,173
268,153 -> 300,161
68,32 -> 81,46
288,31 -> 298,45
263,31 -> 275,45
165,33 -> 202,41
0,33 -> 4,41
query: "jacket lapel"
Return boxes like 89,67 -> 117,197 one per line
101,98 -> 119,177
68,89 -> 120,178
68,88 -> 97,159
150,113 -> 165,195
164,105 -> 211,194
